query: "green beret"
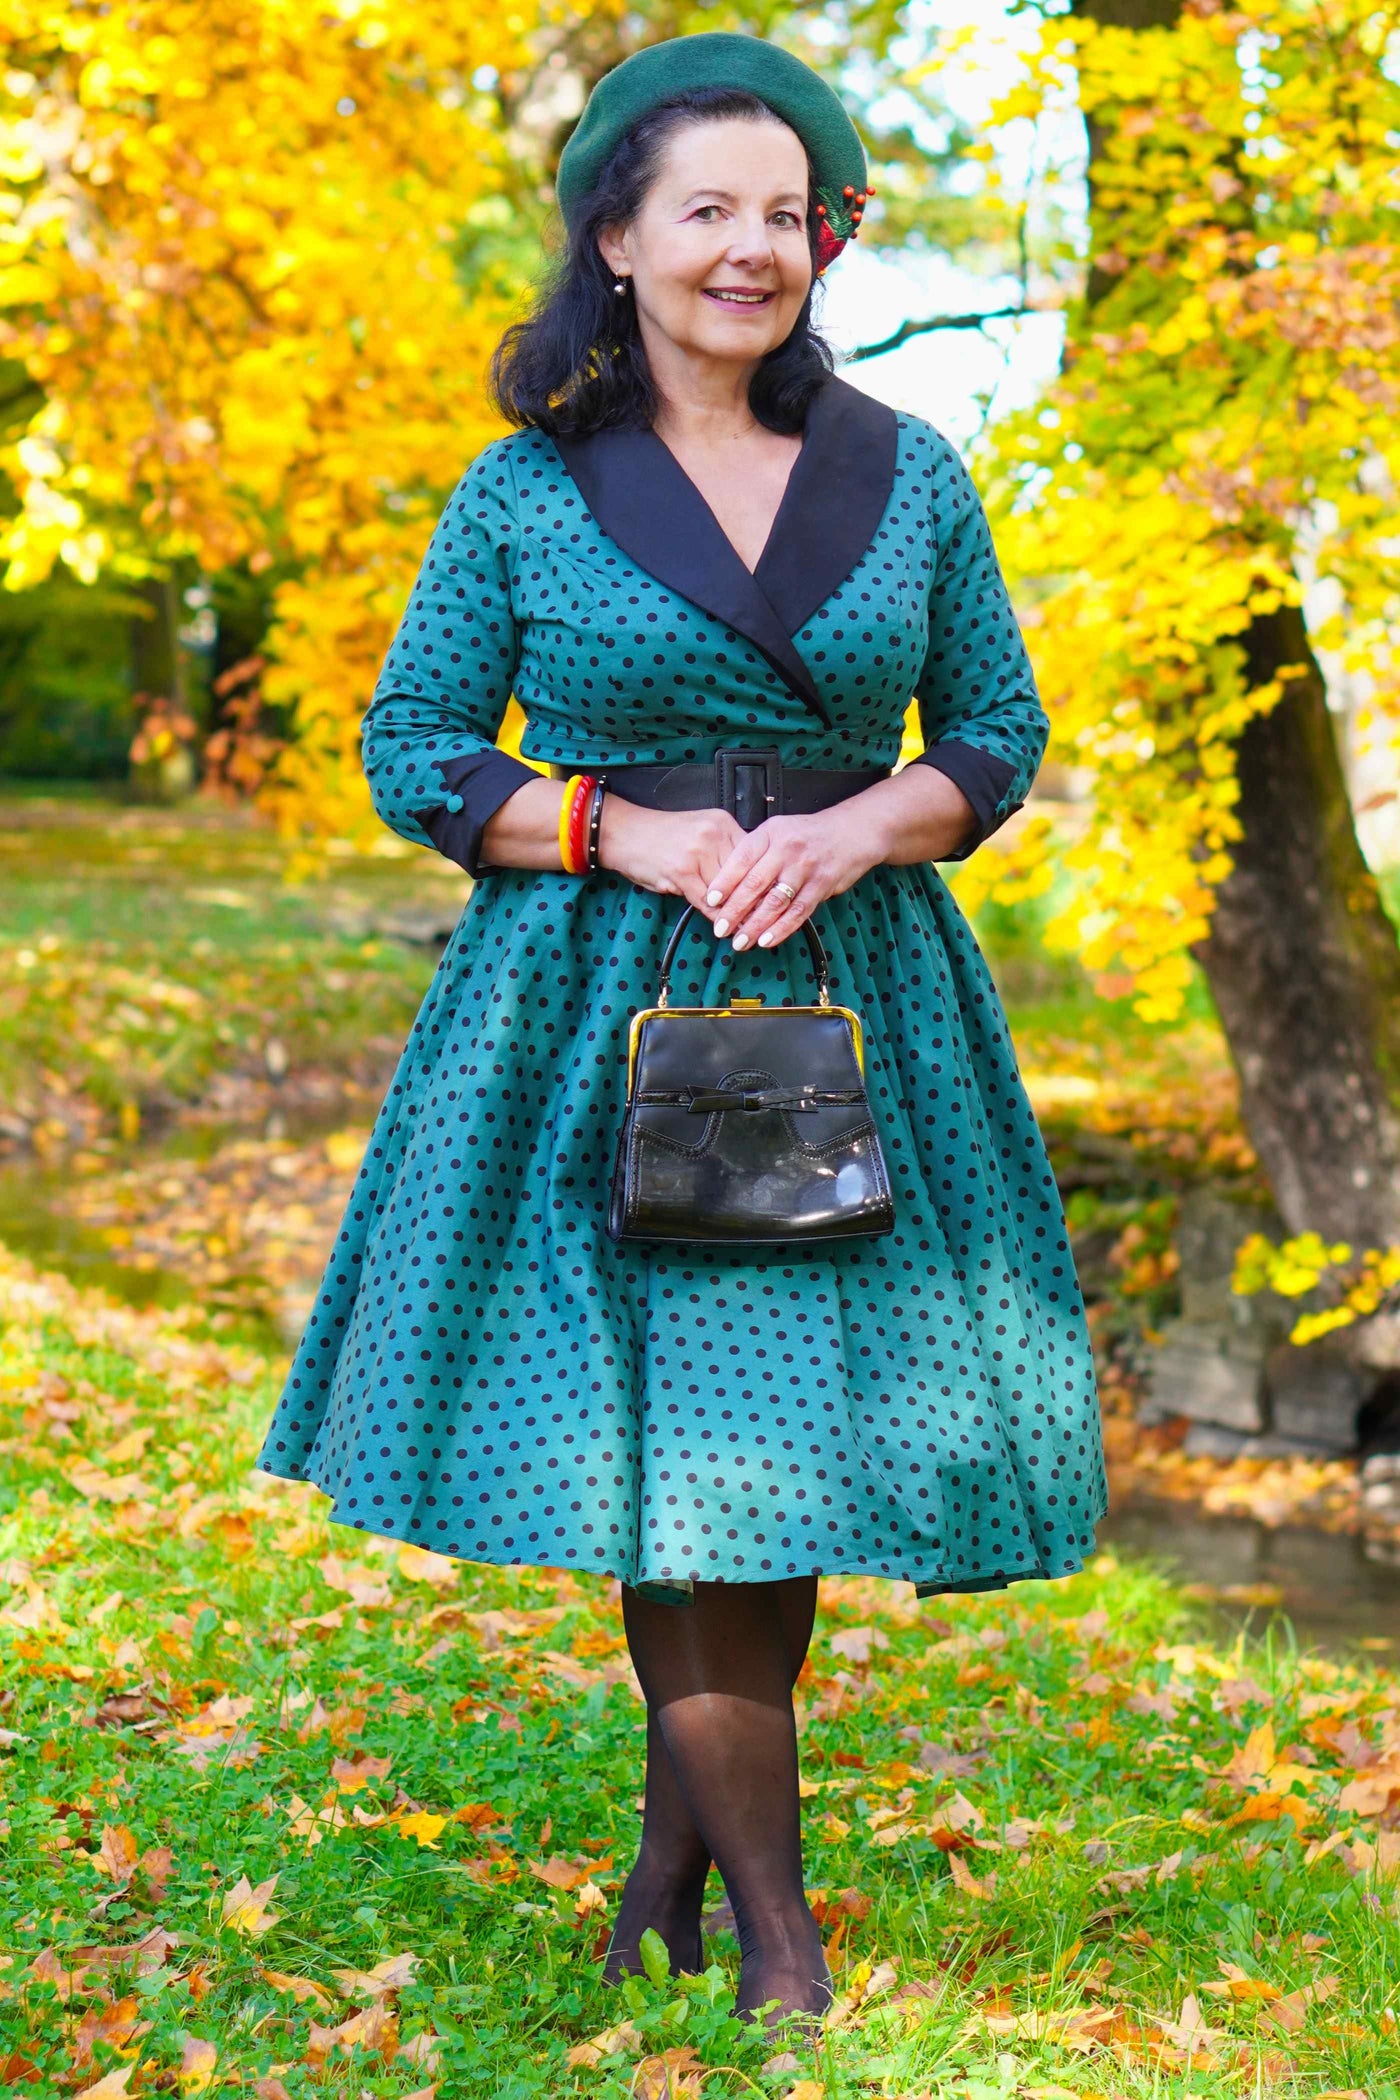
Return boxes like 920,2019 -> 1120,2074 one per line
555,31 -> 870,268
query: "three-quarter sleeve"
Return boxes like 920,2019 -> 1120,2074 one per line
360,446 -> 540,880
910,435 -> 1049,860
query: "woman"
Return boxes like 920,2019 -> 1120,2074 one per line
255,31 -> 1108,2029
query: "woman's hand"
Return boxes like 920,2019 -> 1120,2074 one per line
702,767 -> 980,949
700,807 -> 886,949
598,798 -> 751,910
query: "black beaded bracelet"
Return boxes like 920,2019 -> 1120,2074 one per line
586,774 -> 608,872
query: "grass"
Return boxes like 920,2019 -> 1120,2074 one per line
4,792 -> 1399,2097
1,1244 -> 1398,2099
0,792 -> 446,1144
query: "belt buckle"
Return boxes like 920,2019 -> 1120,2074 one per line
715,746 -> 782,832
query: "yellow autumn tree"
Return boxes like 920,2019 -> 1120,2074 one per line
957,0 -> 1398,1020
0,0 -> 556,846
940,0 -> 1400,1272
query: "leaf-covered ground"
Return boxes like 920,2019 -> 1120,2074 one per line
0,794 -> 456,1150
2,1245 -> 1398,2100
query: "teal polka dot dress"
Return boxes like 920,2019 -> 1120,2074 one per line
254,376 -> 1109,1604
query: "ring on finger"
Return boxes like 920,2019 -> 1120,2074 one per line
771,879 -> 798,903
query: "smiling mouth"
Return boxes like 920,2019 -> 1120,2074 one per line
702,289 -> 777,307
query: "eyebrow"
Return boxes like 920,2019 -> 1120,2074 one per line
679,187 -> 806,207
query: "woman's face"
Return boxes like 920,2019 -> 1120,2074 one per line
599,117 -> 813,373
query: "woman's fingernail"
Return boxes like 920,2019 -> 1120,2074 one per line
732,932 -> 749,950
713,918 -> 729,937
706,889 -> 723,906
757,930 -> 773,946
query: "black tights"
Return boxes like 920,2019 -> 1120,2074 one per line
604,1575 -> 831,2023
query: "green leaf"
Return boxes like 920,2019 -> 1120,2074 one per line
638,1926 -> 671,1990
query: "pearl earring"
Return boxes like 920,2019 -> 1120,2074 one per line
614,278 -> 628,295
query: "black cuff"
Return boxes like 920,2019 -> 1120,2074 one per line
413,750 -> 540,879
913,740 -> 1020,860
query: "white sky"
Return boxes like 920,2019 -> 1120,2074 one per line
816,0 -> 1083,449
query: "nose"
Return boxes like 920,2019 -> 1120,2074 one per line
724,213 -> 778,269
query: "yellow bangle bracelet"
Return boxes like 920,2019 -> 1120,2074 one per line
557,774 -> 584,872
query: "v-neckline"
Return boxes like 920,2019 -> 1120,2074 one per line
648,426 -> 806,579
549,375 -> 900,732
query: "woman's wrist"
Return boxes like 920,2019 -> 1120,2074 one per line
859,765 -> 978,866
596,790 -> 640,874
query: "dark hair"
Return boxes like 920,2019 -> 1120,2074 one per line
488,87 -> 834,439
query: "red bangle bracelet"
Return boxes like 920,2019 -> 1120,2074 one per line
566,774 -> 596,874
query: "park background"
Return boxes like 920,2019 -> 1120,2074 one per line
1,2 -> 1399,2096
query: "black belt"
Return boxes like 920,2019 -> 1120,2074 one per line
544,747 -> 889,833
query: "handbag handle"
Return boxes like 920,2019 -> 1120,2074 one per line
655,901 -> 831,1008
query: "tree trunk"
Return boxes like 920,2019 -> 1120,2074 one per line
130,572 -> 184,704
1072,0 -> 1400,1250
1188,612 -> 1400,1244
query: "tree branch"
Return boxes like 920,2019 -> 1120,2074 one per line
846,303 -> 1053,363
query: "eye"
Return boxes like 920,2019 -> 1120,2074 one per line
773,210 -> 802,227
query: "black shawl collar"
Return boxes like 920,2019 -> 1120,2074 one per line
550,375 -> 899,732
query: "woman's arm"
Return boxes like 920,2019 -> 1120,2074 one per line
360,447 -> 554,879
362,445 -> 949,886
878,432 -> 1050,862
678,437 -> 1049,947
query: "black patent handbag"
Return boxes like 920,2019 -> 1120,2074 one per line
607,901 -> 896,1245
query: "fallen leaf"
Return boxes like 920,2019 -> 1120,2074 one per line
1260,1973 -> 1340,2034
317,1552 -> 392,1609
71,1997 -> 150,2069
75,2072 -> 137,2099
529,1853 -> 606,1890
827,1955 -> 900,2028
259,1967 -> 333,2009
395,1812 -> 447,1849
829,1625 -> 888,1664
305,1996 -> 398,2063
331,1750 -> 393,1791
330,1951 -> 419,1999
1153,1993 -> 1227,2050
396,1544 -> 459,1588
452,1801 -> 512,1834
565,2019 -> 641,2068
28,1925 -> 175,1997
93,1824 -> 138,1882
220,1872 -> 282,1936
179,2035 -> 217,2093
138,1845 -> 173,1898
632,2045 -> 706,2097
1200,1959 -> 1282,2002
947,1849 -> 994,1900
1338,1759 -> 1400,1818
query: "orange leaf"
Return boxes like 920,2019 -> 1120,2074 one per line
93,1824 -> 138,1882
529,1853 -> 606,1890
452,1801 -> 511,1833
259,1967 -> 333,2009
947,1850 -> 994,1900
